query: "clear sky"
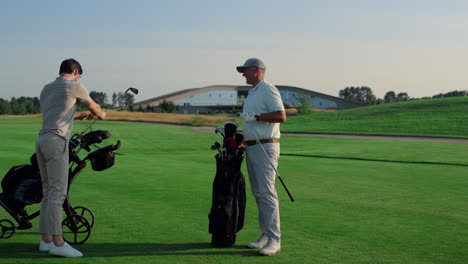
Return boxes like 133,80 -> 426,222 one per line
1,0 -> 467,101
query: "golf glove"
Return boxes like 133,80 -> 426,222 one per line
239,112 -> 258,122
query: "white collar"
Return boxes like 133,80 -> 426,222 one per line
248,80 -> 265,94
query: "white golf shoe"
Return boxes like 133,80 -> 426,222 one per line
259,239 -> 281,256
39,240 -> 52,252
247,234 -> 269,249
49,242 -> 83,258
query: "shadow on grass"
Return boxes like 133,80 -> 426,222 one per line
0,242 -> 259,258
281,153 -> 468,167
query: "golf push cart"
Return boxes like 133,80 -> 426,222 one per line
0,126 -> 121,244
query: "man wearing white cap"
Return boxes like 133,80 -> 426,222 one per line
236,58 -> 286,256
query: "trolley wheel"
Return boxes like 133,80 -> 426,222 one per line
73,206 -> 95,228
0,219 -> 15,239
62,214 -> 91,245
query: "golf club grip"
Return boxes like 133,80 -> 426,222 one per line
278,175 -> 295,202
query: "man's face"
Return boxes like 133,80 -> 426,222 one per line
242,67 -> 258,85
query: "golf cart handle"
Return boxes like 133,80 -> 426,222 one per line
77,130 -> 112,151
113,140 -> 121,151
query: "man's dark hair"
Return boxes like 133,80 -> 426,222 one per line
59,58 -> 83,75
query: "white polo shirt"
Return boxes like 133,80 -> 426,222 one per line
242,80 -> 284,141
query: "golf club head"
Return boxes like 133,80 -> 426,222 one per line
125,87 -> 139,95
211,142 -> 221,150
215,127 -> 225,137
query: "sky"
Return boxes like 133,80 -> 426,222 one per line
1,0 -> 468,102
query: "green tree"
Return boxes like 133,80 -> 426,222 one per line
16,97 -> 38,114
0,99 -> 12,114
32,97 -> 40,112
90,91 -> 108,105
112,92 -> 135,109
158,100 -> 178,113
384,91 -> 397,103
339,86 -> 376,105
397,92 -> 410,101
112,93 -> 118,107
11,101 -> 26,115
297,95 -> 312,115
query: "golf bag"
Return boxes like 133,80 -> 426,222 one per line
1,156 -> 42,207
208,122 -> 246,247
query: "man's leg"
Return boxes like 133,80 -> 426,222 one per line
37,135 -> 69,240
37,134 -> 82,257
36,137 -> 51,244
246,143 -> 281,242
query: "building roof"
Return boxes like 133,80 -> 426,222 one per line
134,84 -> 364,108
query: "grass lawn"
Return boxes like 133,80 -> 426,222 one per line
0,117 -> 466,264
282,97 -> 468,138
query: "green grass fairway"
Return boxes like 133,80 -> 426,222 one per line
0,118 -> 467,264
283,97 -> 468,138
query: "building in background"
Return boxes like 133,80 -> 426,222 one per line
134,85 -> 364,114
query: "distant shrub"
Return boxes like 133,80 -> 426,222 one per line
297,95 -> 312,115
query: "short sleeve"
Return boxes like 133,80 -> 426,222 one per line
69,83 -> 92,102
264,84 -> 284,112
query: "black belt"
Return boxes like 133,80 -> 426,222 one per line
245,138 -> 280,146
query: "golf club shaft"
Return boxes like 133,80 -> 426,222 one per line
253,131 -> 295,202
80,87 -> 138,135
79,117 -> 99,135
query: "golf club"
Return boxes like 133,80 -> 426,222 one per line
211,141 -> 221,150
252,130 -> 295,202
80,87 -> 139,135
211,142 -> 222,157
215,127 -> 225,137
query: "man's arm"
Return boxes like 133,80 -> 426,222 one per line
256,110 -> 286,123
74,112 -> 92,120
81,99 -> 107,120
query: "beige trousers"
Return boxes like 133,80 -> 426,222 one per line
246,142 -> 281,242
35,132 -> 69,235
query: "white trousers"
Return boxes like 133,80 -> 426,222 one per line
35,133 -> 69,235
246,143 -> 281,242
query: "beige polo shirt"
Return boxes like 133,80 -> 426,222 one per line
242,80 -> 284,141
39,77 -> 92,141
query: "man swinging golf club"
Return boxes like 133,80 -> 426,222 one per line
236,58 -> 286,256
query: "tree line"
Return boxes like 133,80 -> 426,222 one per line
338,87 -> 468,105
0,91 -> 176,115
1,88 -> 467,115
89,91 -> 178,113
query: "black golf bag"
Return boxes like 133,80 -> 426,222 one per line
1,156 -> 42,208
208,121 -> 246,247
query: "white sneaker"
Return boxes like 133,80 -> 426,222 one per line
259,239 -> 281,256
247,234 -> 269,249
49,242 -> 83,258
39,240 -> 52,252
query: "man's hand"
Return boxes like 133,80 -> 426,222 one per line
74,112 -> 95,120
81,99 -> 106,120
238,112 -> 257,122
